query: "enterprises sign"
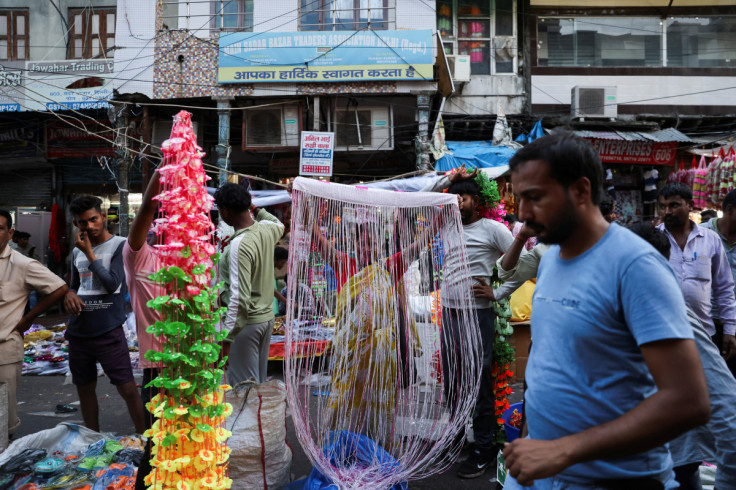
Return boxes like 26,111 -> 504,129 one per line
218,30 -> 434,83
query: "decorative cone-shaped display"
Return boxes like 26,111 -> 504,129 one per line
142,111 -> 233,490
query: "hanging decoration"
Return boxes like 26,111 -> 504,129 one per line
286,177 -> 483,489
142,111 -> 233,490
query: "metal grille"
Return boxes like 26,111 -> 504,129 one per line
578,88 -> 605,116
0,167 -> 52,208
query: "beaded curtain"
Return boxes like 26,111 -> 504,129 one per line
285,177 -> 483,489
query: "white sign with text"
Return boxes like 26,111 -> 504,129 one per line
299,131 -> 334,177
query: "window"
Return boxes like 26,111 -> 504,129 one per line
667,16 -> 736,68
68,8 -> 116,59
211,0 -> 253,31
436,0 -> 517,75
300,0 -> 391,31
0,9 -> 28,61
537,17 -> 662,67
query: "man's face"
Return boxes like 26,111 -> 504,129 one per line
274,258 -> 287,269
17,236 -> 29,248
0,215 -> 13,253
457,193 -> 479,225
512,159 -> 581,245
658,195 -> 691,230
73,208 -> 106,239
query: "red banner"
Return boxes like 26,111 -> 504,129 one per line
46,120 -> 115,159
586,138 -> 678,166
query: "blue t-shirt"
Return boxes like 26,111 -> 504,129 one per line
526,224 -> 692,483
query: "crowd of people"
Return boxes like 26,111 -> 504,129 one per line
2,130 -> 736,489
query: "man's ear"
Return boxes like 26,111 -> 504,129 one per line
569,177 -> 592,206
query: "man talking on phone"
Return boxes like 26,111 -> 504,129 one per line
424,166 -> 515,478
65,195 -> 145,434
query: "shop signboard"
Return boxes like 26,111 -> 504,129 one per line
219,30 -> 434,83
299,131 -> 334,177
586,138 -> 679,166
0,63 -> 25,112
25,60 -> 114,111
0,122 -> 39,158
46,119 -> 115,159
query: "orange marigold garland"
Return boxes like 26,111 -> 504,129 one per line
142,111 -> 232,490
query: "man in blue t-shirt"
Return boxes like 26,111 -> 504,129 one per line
64,195 -> 145,434
502,132 -> 710,489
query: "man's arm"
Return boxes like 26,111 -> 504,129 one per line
87,241 -> 126,293
15,284 -> 68,335
225,246 -> 254,343
64,251 -> 84,315
501,223 -> 537,274
710,241 -> 736,359
504,337 -> 710,486
275,288 -> 287,304
128,170 -> 160,252
420,164 -> 479,193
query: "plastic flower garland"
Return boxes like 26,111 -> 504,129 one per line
142,111 -> 232,490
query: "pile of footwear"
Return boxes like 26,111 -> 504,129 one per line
0,436 -> 144,489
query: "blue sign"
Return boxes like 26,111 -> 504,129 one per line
219,30 -> 434,83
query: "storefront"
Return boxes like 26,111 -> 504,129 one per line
574,129 -> 691,224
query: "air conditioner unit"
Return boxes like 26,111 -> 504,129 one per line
153,121 -> 202,155
447,55 -> 471,82
332,106 -> 393,151
571,86 -> 617,119
242,104 -> 301,150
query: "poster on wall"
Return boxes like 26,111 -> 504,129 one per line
299,131 -> 334,177
25,60 -> 113,111
218,30 -> 434,83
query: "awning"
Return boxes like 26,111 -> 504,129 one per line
435,141 -> 517,172
573,128 -> 691,166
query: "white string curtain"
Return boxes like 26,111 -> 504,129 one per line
285,177 -> 483,489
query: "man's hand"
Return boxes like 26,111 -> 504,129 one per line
64,291 -> 85,316
503,438 -> 573,487
75,232 -> 93,257
722,334 -> 736,360
515,222 -> 537,242
472,277 -> 495,301
448,163 -> 479,184
14,317 -> 32,336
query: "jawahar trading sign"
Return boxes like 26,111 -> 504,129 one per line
300,132 -> 334,177
218,30 -> 434,83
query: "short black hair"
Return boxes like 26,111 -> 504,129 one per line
213,183 -> 251,213
448,178 -> 480,197
505,213 -> 518,224
629,222 -> 671,260
69,195 -> 103,217
722,189 -> 736,211
275,246 -> 288,261
14,231 -> 30,240
509,131 -> 604,205
598,195 -> 614,216
0,209 -> 11,229
658,182 -> 692,202
700,209 -> 718,222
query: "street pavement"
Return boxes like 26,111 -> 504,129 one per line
17,315 -> 518,488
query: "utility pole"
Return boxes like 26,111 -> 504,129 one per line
214,96 -> 233,187
414,93 -> 431,171
115,104 -> 132,237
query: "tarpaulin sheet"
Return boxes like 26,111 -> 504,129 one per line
435,141 -> 517,172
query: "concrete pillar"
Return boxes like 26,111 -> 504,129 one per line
415,93 -> 431,171
115,106 -> 132,237
214,97 -> 234,187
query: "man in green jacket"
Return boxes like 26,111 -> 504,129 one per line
215,183 -> 284,384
